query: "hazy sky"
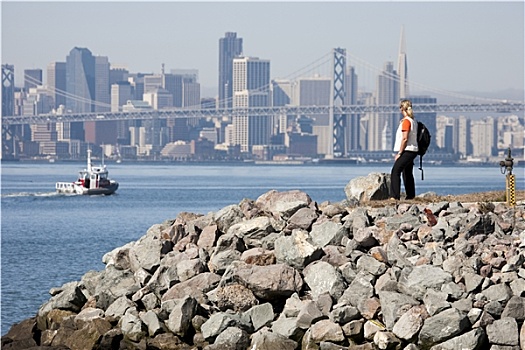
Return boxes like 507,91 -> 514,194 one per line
2,1 -> 524,99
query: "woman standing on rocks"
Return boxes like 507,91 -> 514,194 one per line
390,99 -> 419,200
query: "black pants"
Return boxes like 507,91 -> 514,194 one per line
390,151 -> 418,200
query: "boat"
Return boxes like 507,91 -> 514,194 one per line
55,150 -> 119,195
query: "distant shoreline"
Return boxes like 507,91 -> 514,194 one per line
2,158 -> 524,168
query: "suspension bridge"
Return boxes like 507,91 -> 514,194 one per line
2,48 -> 524,159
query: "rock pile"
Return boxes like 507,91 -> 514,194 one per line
2,185 -> 525,350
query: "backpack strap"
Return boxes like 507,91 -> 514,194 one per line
418,155 -> 424,181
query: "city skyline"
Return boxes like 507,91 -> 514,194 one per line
2,1 -> 524,100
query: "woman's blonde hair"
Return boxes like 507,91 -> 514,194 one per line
400,99 -> 413,118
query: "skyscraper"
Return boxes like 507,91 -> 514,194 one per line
218,32 -> 243,109
95,56 -> 111,113
24,68 -> 42,91
369,62 -> 399,151
47,62 -> 66,108
232,56 -> 270,152
345,66 -> 360,151
295,76 -> 332,155
397,25 -> 409,100
66,47 -> 95,113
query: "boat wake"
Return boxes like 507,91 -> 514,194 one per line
1,191 -> 76,199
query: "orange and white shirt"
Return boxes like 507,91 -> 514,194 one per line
393,117 -> 419,153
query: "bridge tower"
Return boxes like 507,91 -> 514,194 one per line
328,48 -> 346,158
2,64 -> 17,160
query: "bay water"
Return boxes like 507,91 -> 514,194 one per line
1,161 -> 523,335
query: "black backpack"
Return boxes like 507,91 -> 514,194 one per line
416,121 -> 431,180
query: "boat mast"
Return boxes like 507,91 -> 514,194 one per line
87,149 -> 92,172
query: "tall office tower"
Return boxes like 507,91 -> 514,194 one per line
23,86 -> 53,115
95,56 -> 111,113
47,62 -> 67,108
111,81 -> 133,112
162,73 -> 182,107
66,47 -> 95,113
218,32 -> 243,108
172,70 -> 201,109
271,80 -> 293,134
294,76 -> 332,155
24,68 -> 43,91
110,66 -> 129,85
144,74 -> 163,94
397,25 -> 409,99
471,117 -> 496,158
345,66 -> 360,151
232,56 -> 270,152
143,88 -> 173,110
368,61 -> 399,151
454,116 -> 472,157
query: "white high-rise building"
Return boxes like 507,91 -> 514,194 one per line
232,56 -> 271,152
397,25 -> 409,100
111,82 -> 132,112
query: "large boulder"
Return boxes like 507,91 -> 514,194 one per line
344,172 -> 391,202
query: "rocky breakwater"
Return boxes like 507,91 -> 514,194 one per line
3,175 -> 525,350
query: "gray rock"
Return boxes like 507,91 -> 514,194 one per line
357,255 -> 387,276
139,310 -> 165,337
197,224 -> 219,253
423,289 -> 450,316
303,260 -> 346,300
177,258 -> 205,282
106,296 -> 135,319
374,331 -> 402,350
165,296 -> 197,337
501,296 -> 525,320
399,265 -> 453,300
74,307 -> 104,329
221,261 -> 303,300
271,315 -> 304,341
161,272 -> 221,304
38,282 -> 88,316
310,220 -> 347,247
208,248 -> 242,274
463,272 -> 484,293
245,302 -> 274,331
354,227 -> 379,248
418,308 -> 470,348
329,305 -> 360,324
282,293 -> 304,318
119,308 -> 146,343
256,189 -> 312,220
392,305 -> 428,341
339,272 -> 375,307
250,327 -> 298,350
128,226 -> 164,273
429,327 -> 486,350
274,229 -> 323,270
344,172 -> 390,202
308,319 -> 345,343
227,216 -> 275,248
201,312 -> 249,342
211,326 -> 250,349
482,283 -> 512,303
214,204 -> 244,233
286,206 -> 318,231
296,300 -> 324,329
378,291 -> 419,330
486,317 -> 519,346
